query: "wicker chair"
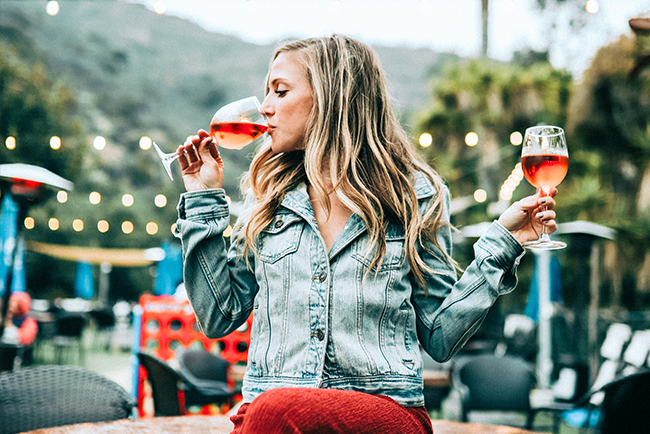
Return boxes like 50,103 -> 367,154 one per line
0,365 -> 136,434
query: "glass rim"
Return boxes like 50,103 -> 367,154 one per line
525,125 -> 565,138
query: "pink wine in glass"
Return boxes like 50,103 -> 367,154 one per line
521,154 -> 568,190
210,122 -> 268,150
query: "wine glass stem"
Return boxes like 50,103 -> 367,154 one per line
539,187 -> 550,238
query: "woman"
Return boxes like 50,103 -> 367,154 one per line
175,35 -> 557,433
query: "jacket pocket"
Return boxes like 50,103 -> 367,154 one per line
256,213 -> 303,264
351,226 -> 406,272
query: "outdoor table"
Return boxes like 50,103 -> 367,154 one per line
19,415 -> 545,434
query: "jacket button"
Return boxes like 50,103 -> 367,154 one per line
316,329 -> 325,341
318,272 -> 327,282
274,219 -> 283,228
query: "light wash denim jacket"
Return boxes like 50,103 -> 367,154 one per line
175,172 -> 525,407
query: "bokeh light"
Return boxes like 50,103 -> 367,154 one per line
139,136 -> 153,150
5,137 -> 16,150
93,136 -> 106,150
586,0 -> 599,14
224,225 -> 233,238
465,132 -> 479,147
73,219 -> 84,232
154,0 -> 167,15
146,222 -> 159,235
473,189 -> 487,203
122,194 -> 134,207
24,217 -> 35,230
57,191 -> 68,203
510,131 -> 523,146
89,191 -> 101,205
154,194 -> 167,207
50,136 -> 61,150
419,133 -> 433,148
48,218 -> 60,231
98,220 -> 109,233
46,1 -> 59,16
122,221 -> 134,234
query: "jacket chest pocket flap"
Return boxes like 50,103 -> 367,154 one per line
256,214 -> 304,264
352,224 -> 406,272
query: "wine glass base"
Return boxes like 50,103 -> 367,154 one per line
522,239 -> 567,250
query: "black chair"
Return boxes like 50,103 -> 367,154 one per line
454,354 -> 537,429
533,369 -> 650,434
89,308 -> 116,351
593,369 -> 650,434
52,313 -> 86,365
179,349 -> 235,409
0,365 -> 136,434
136,352 -> 187,417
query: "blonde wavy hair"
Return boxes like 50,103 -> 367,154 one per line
238,35 -> 451,288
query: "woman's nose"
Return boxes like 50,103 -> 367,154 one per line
260,94 -> 273,117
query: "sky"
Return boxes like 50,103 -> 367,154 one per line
130,0 -> 650,78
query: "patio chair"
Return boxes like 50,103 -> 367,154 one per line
454,354 -> 537,429
0,365 -> 136,434
136,352 -> 187,417
179,349 -> 235,409
52,312 -> 86,365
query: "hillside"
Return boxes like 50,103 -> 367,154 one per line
0,2 -> 458,194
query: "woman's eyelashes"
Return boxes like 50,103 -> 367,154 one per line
275,89 -> 288,97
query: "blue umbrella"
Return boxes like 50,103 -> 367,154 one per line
74,260 -> 95,300
0,195 -> 19,297
153,240 -> 183,296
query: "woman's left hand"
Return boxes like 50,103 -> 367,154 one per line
497,188 -> 558,245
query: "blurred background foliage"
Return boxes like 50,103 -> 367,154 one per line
1,1 -> 650,314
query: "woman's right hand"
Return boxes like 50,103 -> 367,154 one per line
177,129 -> 224,192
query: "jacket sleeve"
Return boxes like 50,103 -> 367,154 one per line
175,188 -> 258,338
412,185 -> 525,362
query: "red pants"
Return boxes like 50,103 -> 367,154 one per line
230,388 -> 434,434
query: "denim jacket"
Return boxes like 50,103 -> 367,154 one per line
175,172 -> 525,407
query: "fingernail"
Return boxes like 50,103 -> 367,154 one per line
536,213 -> 544,219
540,198 -> 548,204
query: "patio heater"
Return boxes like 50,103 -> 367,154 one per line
0,163 -> 73,340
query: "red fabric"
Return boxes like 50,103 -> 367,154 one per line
16,316 -> 38,346
230,388 -> 434,434
10,292 -> 31,315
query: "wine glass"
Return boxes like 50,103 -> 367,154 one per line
520,125 -> 569,250
153,96 -> 268,180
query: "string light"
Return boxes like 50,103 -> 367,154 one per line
5,137 -> 16,150
586,0 -> 599,14
146,222 -> 159,235
89,191 -> 101,205
510,131 -> 523,146
49,218 -> 60,231
122,194 -> 134,207
46,1 -> 59,16
465,132 -> 479,147
93,136 -> 106,150
139,136 -> 153,150
419,133 -> 433,148
98,220 -> 109,233
499,162 -> 524,201
122,221 -> 134,234
50,136 -> 61,150
24,217 -> 35,230
73,219 -> 84,232
154,0 -> 166,15
473,189 -> 487,203
154,194 -> 167,207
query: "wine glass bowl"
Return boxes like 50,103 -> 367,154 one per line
210,96 -> 268,150
152,96 -> 268,180
520,125 -> 569,250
